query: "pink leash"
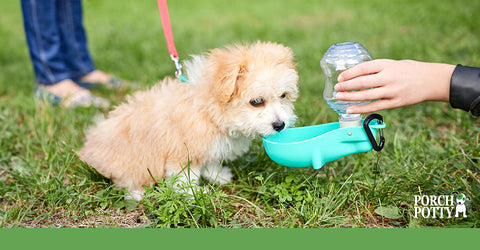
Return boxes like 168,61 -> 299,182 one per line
157,0 -> 188,82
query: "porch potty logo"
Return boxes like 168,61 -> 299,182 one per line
413,192 -> 471,219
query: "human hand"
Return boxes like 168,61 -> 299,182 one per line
334,59 -> 455,114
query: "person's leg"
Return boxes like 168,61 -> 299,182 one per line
21,0 -> 71,86
22,0 -> 109,107
56,0 -> 96,80
56,0 -> 116,86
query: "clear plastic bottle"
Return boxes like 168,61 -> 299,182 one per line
320,42 -> 373,127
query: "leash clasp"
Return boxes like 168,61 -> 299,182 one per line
170,55 -> 183,78
170,55 -> 188,83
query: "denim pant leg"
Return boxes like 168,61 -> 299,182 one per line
21,0 -> 96,86
57,0 -> 96,81
21,0 -> 71,86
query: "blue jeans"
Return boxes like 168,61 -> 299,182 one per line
21,0 -> 96,86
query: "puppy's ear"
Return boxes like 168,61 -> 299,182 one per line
208,46 -> 247,103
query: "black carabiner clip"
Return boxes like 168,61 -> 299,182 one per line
363,113 -> 385,152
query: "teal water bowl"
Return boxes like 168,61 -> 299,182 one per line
262,114 -> 386,169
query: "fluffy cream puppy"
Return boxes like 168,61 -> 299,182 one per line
78,42 -> 298,200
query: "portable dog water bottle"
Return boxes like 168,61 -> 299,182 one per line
262,42 -> 385,169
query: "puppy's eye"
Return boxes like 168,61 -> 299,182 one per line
250,98 -> 265,107
281,93 -> 287,99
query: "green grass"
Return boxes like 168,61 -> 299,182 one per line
1,0 -> 479,228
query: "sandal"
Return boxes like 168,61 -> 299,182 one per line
34,87 -> 110,108
75,77 -> 131,90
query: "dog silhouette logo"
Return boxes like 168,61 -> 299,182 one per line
452,191 -> 471,218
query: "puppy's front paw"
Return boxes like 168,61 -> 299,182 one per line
125,190 -> 144,201
201,165 -> 233,185
216,167 -> 233,185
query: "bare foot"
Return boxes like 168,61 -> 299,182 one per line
79,70 -> 112,84
44,79 -> 85,98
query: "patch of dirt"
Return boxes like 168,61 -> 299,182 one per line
342,211 -> 405,228
3,205 -> 151,228
361,214 -> 404,228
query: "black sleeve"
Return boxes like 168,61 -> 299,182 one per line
449,64 -> 480,117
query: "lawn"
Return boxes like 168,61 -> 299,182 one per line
1,0 -> 479,228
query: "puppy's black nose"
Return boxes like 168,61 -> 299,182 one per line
272,120 -> 285,132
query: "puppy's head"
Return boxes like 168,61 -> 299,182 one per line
206,42 -> 298,137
